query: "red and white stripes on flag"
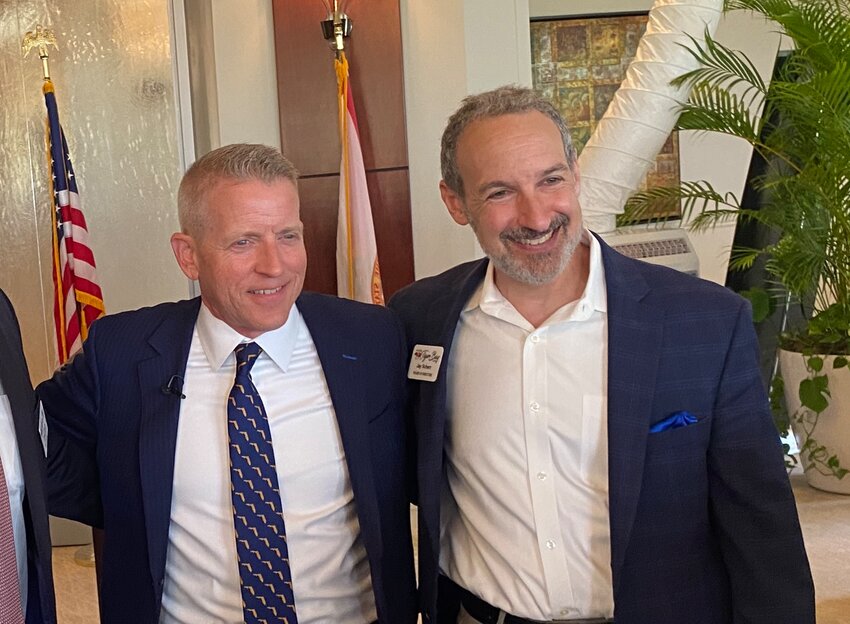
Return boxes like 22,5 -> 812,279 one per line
44,79 -> 105,364
334,52 -> 385,305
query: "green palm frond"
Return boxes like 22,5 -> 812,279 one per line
727,246 -> 764,272
723,0 -> 793,14
678,84 -> 762,142
628,0 -> 850,344
727,0 -> 850,67
673,31 -> 767,105
623,180 -> 740,224
778,1 -> 850,67
766,61 -> 850,146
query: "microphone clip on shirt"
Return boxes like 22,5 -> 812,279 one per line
161,375 -> 186,399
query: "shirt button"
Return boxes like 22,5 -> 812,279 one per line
530,334 -> 540,343
560,609 -> 570,616
536,471 -> 547,481
530,401 -> 540,412
545,539 -> 556,550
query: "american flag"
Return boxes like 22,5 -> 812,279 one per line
44,79 -> 105,363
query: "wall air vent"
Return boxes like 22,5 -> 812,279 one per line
599,228 -> 699,276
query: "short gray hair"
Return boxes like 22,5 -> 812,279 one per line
440,85 -> 577,197
177,143 -> 299,236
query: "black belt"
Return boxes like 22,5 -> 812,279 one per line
442,575 -> 614,624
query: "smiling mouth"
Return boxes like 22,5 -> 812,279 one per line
505,223 -> 563,248
515,228 -> 557,246
501,213 -> 571,249
249,287 -> 283,295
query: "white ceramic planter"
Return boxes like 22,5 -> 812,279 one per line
779,349 -> 850,494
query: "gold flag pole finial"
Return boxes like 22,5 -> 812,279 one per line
22,25 -> 58,81
320,0 -> 353,57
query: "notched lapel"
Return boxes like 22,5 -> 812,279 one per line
414,260 -> 488,506
137,302 -> 198,594
300,302 -> 383,559
601,243 -> 664,591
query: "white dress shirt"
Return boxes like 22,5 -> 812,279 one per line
160,304 -> 376,623
442,232 -> 614,621
0,381 -> 28,613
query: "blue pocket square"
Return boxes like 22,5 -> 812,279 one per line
649,410 -> 699,433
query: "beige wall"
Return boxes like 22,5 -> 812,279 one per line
399,0 -> 478,277
399,0 -> 536,278
209,0 -> 281,148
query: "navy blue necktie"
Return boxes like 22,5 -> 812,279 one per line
228,342 -> 298,622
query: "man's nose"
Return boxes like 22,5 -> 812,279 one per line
515,192 -> 552,232
255,240 -> 285,276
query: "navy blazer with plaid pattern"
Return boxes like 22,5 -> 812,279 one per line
389,235 -> 814,624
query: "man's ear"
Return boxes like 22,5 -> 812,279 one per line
440,180 -> 469,226
170,232 -> 200,281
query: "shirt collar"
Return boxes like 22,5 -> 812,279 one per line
196,302 -> 302,372
581,230 -> 608,314
464,229 -> 608,323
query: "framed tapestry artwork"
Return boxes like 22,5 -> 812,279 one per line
530,13 -> 682,221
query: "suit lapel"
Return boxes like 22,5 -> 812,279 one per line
297,294 -> 383,558
137,299 -> 199,591
415,260 -> 488,506
600,240 -> 664,591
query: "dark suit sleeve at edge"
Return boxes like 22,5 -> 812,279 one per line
393,308 -> 418,507
387,294 -> 419,507
46,432 -> 103,527
708,300 -> 815,623
38,323 -> 104,527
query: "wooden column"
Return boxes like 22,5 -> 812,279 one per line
272,0 -> 414,298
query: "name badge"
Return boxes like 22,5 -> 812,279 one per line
407,344 -> 444,382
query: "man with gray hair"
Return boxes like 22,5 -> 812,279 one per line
40,143 -> 417,624
390,86 -> 813,623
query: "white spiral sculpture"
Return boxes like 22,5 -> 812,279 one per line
579,0 -> 724,233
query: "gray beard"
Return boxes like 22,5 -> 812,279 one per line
475,215 -> 581,286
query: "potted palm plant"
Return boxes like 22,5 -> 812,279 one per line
625,0 -> 850,492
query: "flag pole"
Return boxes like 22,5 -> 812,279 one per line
321,2 -> 386,305
320,0 -> 352,57
323,2 -> 356,299
22,24 -> 57,81
22,24 -> 107,362
22,25 -> 70,360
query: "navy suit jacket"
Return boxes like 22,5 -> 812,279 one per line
38,292 -> 417,624
0,290 -> 56,624
389,237 -> 815,624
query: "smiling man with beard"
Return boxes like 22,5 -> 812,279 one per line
389,86 -> 813,624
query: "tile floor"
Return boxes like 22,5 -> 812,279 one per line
53,473 -> 850,623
